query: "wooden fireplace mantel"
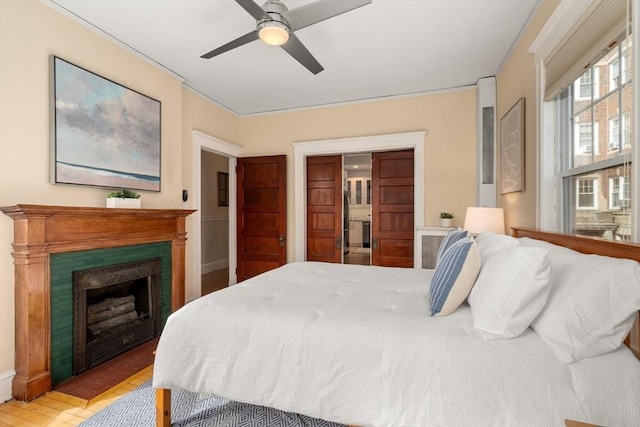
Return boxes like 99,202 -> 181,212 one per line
0,204 -> 195,401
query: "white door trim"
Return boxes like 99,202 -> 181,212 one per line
191,130 -> 243,300
292,131 -> 427,265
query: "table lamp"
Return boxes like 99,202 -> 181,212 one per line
463,207 -> 505,235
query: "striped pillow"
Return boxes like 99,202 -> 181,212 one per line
436,228 -> 468,266
430,237 -> 481,316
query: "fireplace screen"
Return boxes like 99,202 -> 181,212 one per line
73,258 -> 162,375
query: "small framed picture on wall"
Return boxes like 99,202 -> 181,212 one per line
218,171 -> 229,207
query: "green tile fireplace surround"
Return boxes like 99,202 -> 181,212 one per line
50,242 -> 172,384
0,204 -> 195,401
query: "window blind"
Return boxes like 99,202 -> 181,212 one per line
544,0 -> 629,101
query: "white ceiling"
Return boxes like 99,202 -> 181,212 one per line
47,0 -> 540,116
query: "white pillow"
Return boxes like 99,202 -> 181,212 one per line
430,237 -> 480,317
468,246 -> 552,338
520,237 -> 640,363
475,233 -> 520,268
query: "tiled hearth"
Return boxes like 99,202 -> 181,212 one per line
54,337 -> 158,400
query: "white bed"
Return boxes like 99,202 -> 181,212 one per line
153,230 -> 640,427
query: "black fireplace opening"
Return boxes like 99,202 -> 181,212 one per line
73,258 -> 162,376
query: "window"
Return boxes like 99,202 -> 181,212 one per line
609,57 -> 620,91
623,112 -> 631,149
574,122 -> 599,155
576,178 -> 597,209
573,68 -> 600,101
609,117 -> 620,151
554,34 -> 633,241
609,113 -> 633,153
609,175 -> 631,209
609,50 -> 629,91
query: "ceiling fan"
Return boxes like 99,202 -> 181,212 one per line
201,0 -> 372,74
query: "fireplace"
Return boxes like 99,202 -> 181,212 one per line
0,204 -> 195,401
73,258 -> 162,375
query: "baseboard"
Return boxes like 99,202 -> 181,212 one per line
0,369 -> 15,403
202,259 -> 229,275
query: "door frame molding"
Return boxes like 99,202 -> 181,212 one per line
292,131 -> 427,265
191,130 -> 243,300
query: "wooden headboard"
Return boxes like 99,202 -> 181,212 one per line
511,227 -> 640,359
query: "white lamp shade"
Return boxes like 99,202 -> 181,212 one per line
463,207 -> 505,234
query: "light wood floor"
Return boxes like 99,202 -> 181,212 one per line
344,248 -> 371,266
0,365 -> 152,427
0,270 -> 227,426
202,268 -> 229,296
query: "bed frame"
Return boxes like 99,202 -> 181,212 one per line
154,228 -> 640,427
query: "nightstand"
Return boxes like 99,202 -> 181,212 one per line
415,226 -> 454,269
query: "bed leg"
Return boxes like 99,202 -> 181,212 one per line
156,388 -> 171,427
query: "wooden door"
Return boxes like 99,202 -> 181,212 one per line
306,155 -> 343,263
371,149 -> 414,267
237,155 -> 286,282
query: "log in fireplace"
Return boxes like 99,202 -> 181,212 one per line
73,258 -> 162,375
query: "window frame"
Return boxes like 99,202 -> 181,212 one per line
555,35 -> 633,237
608,116 -> 620,152
529,0 -> 638,242
623,111 -> 631,149
608,49 -> 629,89
609,175 -> 627,209
573,68 -> 600,101
609,56 -> 620,91
574,121 -> 599,155
575,177 -> 598,210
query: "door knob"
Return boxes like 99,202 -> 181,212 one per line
278,234 -> 285,247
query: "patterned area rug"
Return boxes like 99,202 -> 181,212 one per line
79,380 -> 346,427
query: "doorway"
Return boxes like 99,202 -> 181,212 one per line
190,130 -> 242,302
191,131 -> 289,299
343,153 -> 372,266
200,150 -> 230,295
294,131 -> 426,266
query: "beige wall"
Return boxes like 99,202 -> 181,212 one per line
496,0 -> 560,231
239,89 -> 478,251
0,1 -> 238,387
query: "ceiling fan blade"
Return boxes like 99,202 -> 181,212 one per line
235,0 -> 268,20
280,33 -> 324,74
284,0 -> 371,32
201,30 -> 259,59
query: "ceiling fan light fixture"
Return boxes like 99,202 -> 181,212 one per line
258,20 -> 290,46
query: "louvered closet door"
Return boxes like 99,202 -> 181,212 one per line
371,149 -> 414,267
306,155 -> 343,263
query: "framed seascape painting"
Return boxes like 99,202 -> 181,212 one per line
50,56 -> 161,191
500,97 -> 525,194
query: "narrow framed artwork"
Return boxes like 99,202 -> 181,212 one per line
218,172 -> 229,207
500,97 -> 525,194
50,56 -> 161,191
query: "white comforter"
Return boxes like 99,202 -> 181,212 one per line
153,262 -> 640,427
